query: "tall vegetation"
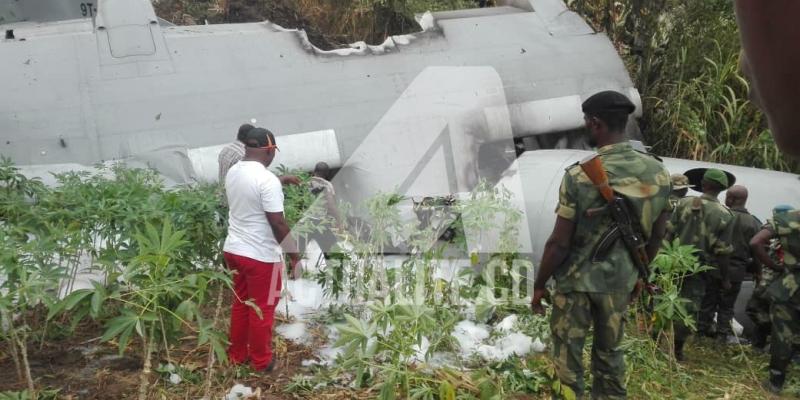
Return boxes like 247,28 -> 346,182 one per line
1,161 -> 58,394
568,0 -> 798,172
0,159 -> 230,399
0,162 -> 788,398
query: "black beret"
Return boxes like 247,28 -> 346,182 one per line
581,90 -> 636,115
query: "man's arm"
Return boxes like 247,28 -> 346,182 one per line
279,175 -> 301,186
736,0 -> 800,157
746,221 -> 763,282
531,216 -> 575,314
266,211 -> 302,278
750,228 -> 778,271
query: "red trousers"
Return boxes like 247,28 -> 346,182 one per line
224,252 -> 283,370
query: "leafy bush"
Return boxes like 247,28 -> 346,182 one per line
0,160 -> 231,398
649,239 -> 710,334
56,220 -> 230,400
0,159 -> 62,394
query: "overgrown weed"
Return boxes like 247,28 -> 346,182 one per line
569,0 -> 798,172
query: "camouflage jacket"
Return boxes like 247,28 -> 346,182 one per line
764,210 -> 800,302
670,194 -> 734,269
727,207 -> 762,281
756,238 -> 782,289
553,142 -> 672,294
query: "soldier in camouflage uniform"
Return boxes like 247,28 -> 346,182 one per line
670,174 -> 691,206
746,205 -> 794,350
531,91 -> 672,399
666,174 -> 691,235
750,207 -> 800,393
669,168 -> 734,360
703,185 -> 762,343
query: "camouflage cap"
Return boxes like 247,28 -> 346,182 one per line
684,167 -> 736,192
703,168 -> 729,188
670,173 -> 692,190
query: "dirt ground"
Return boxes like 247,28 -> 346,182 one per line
0,313 -> 324,399
0,320 -> 139,398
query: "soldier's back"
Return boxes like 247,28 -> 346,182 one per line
554,142 -> 671,294
672,194 -> 734,261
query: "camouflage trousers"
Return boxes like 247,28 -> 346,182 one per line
746,285 -> 773,347
769,299 -> 800,373
550,291 -> 629,400
674,275 -> 705,345
747,285 -> 773,327
698,276 -> 742,336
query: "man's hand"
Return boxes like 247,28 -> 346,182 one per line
722,279 -> 733,291
279,175 -> 302,186
630,279 -> 644,304
531,288 -> 548,315
289,255 -> 302,280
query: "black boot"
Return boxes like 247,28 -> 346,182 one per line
751,324 -> 770,351
763,370 -> 785,394
674,339 -> 686,362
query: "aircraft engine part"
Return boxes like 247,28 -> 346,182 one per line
483,88 -> 642,139
187,129 -> 342,182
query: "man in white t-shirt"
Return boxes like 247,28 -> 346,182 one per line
223,127 -> 301,372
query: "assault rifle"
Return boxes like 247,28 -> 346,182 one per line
580,155 -> 657,295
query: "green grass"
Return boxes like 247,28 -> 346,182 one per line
623,332 -> 800,399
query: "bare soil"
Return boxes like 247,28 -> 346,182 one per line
0,314 -> 329,399
0,320 -> 141,398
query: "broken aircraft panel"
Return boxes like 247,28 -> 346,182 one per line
1,0 -> 639,186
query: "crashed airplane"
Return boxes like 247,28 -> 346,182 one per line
3,0 -> 797,227
3,0 -> 800,336
3,0 -> 799,241
1,0 -> 638,180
